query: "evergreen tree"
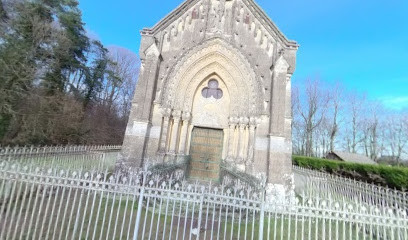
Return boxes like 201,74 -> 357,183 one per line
0,0 -> 138,145
0,0 -> 56,140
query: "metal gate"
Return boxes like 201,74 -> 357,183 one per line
189,127 -> 224,182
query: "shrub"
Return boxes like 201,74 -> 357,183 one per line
293,155 -> 408,191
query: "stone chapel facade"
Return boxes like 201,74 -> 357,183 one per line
119,0 -> 298,192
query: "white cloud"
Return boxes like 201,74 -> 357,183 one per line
380,96 -> 408,110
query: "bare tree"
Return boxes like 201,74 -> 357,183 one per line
342,93 -> 367,153
104,46 -> 140,117
328,83 -> 343,153
383,114 -> 408,164
293,79 -> 330,157
292,78 -> 408,161
361,103 -> 384,161
82,46 -> 140,144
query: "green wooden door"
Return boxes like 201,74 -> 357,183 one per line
189,127 -> 224,182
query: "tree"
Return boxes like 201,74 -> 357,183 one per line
0,0 -> 139,146
42,0 -> 90,93
361,103 -> 383,161
342,93 -> 366,153
383,114 -> 407,164
0,0 -> 6,22
292,77 -> 408,161
293,79 -> 330,157
105,46 -> 139,117
81,46 -> 139,145
328,83 -> 343,153
0,0 -> 58,140
82,40 -> 114,107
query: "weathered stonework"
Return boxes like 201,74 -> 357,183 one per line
119,0 -> 298,191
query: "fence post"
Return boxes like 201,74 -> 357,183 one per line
133,174 -> 146,240
195,188 -> 205,240
258,188 -> 266,240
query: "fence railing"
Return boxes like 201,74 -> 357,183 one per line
0,145 -> 122,156
293,165 -> 408,209
0,145 -> 121,171
1,161 -> 407,240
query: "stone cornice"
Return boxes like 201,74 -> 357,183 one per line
141,0 -> 299,49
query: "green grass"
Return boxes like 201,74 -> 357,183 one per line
293,155 -> 408,191
1,185 -> 381,240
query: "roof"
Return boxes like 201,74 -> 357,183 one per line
141,0 -> 298,49
329,151 -> 378,165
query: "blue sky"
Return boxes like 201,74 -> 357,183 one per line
79,0 -> 408,110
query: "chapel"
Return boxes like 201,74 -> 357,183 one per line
119,0 -> 298,193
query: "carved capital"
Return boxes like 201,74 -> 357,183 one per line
229,116 -> 239,125
161,108 -> 172,118
182,111 -> 191,121
239,116 -> 249,126
249,117 -> 257,126
172,110 -> 182,120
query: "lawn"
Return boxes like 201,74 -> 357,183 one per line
0,184 -> 378,240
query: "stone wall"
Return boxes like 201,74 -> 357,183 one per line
119,0 -> 298,189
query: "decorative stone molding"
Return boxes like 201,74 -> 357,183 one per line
239,116 -> 250,127
172,110 -> 182,119
226,116 -> 238,162
142,0 -> 298,49
159,118 -> 170,153
229,116 -> 240,125
273,55 -> 290,73
178,111 -> 192,155
120,0 -> 297,192
182,111 -> 192,121
161,38 -> 264,116
286,73 -> 293,83
161,108 -> 172,118
144,43 -> 161,58
168,109 -> 182,154
246,116 -> 257,173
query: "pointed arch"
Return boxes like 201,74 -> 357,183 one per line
161,38 -> 265,116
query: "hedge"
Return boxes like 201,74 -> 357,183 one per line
293,155 -> 408,191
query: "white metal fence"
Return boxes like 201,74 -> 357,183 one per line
0,145 -> 121,171
1,160 -> 407,240
293,165 -> 408,210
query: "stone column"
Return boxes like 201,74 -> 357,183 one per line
169,110 -> 182,154
237,117 -> 249,161
226,117 -> 238,162
178,112 -> 191,155
159,108 -> 172,153
246,117 -> 257,172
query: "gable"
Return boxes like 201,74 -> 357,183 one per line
141,0 -> 298,49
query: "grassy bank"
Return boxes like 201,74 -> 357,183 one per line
293,155 -> 408,191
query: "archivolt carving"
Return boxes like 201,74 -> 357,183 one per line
181,62 -> 240,115
161,38 -> 264,116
